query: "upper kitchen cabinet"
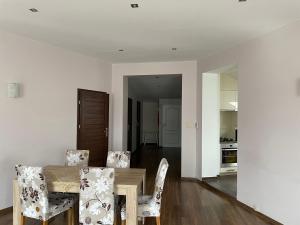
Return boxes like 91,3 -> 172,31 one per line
221,90 -> 238,111
220,72 -> 238,111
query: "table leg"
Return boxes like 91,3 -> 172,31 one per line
126,186 -> 138,225
142,174 -> 146,225
13,180 -> 21,225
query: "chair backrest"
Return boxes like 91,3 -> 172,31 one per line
66,149 -> 89,166
15,165 -> 49,221
106,151 -> 131,168
152,158 -> 169,206
79,167 -> 115,225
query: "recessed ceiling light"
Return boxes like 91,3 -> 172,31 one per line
172,48 -> 177,51
29,8 -> 39,12
131,4 -> 139,8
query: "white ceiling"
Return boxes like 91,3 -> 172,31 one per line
0,0 -> 300,62
128,75 -> 182,100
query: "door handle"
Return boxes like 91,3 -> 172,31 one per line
105,128 -> 108,137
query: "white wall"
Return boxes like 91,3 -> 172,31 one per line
111,61 -> 197,178
0,30 -> 112,209
142,101 -> 159,143
202,73 -> 220,178
196,65 -> 203,180
198,21 -> 300,225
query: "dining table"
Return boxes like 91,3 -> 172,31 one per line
13,165 -> 146,225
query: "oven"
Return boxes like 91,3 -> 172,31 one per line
220,143 -> 238,171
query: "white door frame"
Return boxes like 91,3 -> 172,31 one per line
111,61 -> 198,178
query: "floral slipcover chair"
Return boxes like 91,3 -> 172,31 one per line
120,158 -> 169,225
66,150 -> 89,166
106,150 -> 131,215
106,151 -> 131,169
15,165 -> 74,223
79,167 -> 115,225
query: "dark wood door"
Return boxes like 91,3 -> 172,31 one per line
136,101 -> 141,151
127,98 -> 133,151
77,89 -> 109,166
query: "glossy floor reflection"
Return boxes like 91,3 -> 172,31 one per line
204,174 -> 237,198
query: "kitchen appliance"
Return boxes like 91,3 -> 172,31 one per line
220,143 -> 237,173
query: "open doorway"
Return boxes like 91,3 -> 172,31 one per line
127,74 -> 182,171
201,66 -> 238,198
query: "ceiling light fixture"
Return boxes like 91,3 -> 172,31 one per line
131,4 -> 139,8
118,49 -> 124,52
172,48 -> 177,51
239,0 -> 247,2
29,8 -> 39,12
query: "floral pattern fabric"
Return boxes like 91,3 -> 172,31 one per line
66,150 -> 89,166
121,158 -> 169,220
106,151 -> 131,210
15,165 -> 74,221
106,151 -> 131,168
79,167 -> 115,225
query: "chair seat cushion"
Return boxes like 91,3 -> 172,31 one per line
138,195 -> 152,204
46,193 -> 75,220
121,195 -> 160,220
53,192 -> 79,201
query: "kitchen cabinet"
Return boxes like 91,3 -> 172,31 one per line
220,90 -> 238,111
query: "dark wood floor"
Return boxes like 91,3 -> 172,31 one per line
204,174 -> 237,198
1,145 -> 273,225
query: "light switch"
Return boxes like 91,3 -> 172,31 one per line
7,83 -> 20,98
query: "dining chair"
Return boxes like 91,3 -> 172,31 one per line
65,149 -> 89,166
106,150 -> 131,223
15,165 -> 75,225
79,167 -> 115,225
106,151 -> 131,168
120,158 -> 169,225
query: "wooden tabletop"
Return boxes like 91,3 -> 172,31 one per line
44,165 -> 146,194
